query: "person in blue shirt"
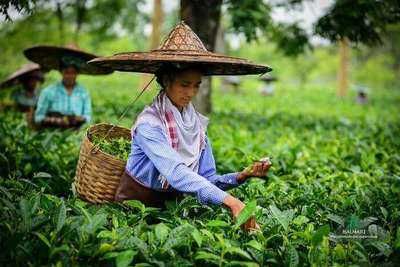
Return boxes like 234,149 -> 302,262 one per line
116,65 -> 271,231
0,63 -> 44,112
34,58 -> 91,128
91,21 -> 272,231
24,44 -> 110,129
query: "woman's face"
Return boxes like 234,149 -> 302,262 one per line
61,66 -> 78,88
165,69 -> 202,111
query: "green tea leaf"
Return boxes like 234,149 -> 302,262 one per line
162,224 -> 193,251
92,135 -> 131,161
327,214 -> 344,226
154,223 -> 170,243
56,200 -> 66,233
33,172 -> 52,179
380,207 -> 388,219
0,185 -> 12,199
312,225 -> 330,246
235,200 -> 257,228
207,220 -> 230,228
195,251 -> 220,263
293,215 -> 309,226
191,228 -> 203,247
269,204 -> 295,231
370,241 -> 393,257
116,250 -> 136,267
19,198 -> 31,232
246,240 -> 263,251
33,231 -> 51,248
125,199 -> 145,213
286,245 -> 299,267
49,245 -> 70,259
395,227 -> 400,250
226,247 -> 252,260
98,243 -> 115,254
97,230 -> 114,239
101,251 -> 120,260
226,261 -> 259,267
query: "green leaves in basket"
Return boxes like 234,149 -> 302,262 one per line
91,135 -> 131,161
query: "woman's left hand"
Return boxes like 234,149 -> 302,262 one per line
237,159 -> 271,183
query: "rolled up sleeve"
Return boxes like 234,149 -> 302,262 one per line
134,123 -> 228,205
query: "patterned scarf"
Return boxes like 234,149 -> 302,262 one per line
132,90 -> 209,189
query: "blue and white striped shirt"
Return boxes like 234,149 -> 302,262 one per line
126,123 -> 242,205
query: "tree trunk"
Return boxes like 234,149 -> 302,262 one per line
151,0 -> 163,49
141,0 -> 164,90
215,21 -> 230,93
337,37 -> 349,97
386,25 -> 400,82
56,1 -> 64,45
74,0 -> 87,44
180,0 -> 223,114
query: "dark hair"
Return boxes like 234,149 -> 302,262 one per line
155,63 -> 204,89
60,61 -> 79,72
59,55 -> 82,72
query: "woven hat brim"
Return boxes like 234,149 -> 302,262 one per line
88,51 -> 272,75
0,63 -> 43,89
24,46 -> 113,75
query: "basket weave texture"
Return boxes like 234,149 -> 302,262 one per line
74,123 -> 131,203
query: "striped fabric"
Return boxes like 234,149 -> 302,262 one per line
34,81 -> 91,123
165,110 -> 179,149
126,123 -> 242,205
162,110 -> 178,189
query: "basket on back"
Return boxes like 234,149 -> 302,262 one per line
74,123 -> 131,203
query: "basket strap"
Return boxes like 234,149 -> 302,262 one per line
76,76 -> 156,180
100,75 -> 156,142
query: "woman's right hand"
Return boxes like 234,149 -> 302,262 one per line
223,195 -> 259,231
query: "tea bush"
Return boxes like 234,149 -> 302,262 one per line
0,85 -> 399,266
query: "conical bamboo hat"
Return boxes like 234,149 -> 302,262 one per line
24,44 -> 113,75
89,21 -> 272,75
0,63 -> 44,89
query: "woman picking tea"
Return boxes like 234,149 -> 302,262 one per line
90,22 -> 272,230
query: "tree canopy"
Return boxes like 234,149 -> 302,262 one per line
2,0 -> 400,55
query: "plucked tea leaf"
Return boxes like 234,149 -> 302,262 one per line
235,200 -> 257,228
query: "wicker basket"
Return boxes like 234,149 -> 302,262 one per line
74,123 -> 131,203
